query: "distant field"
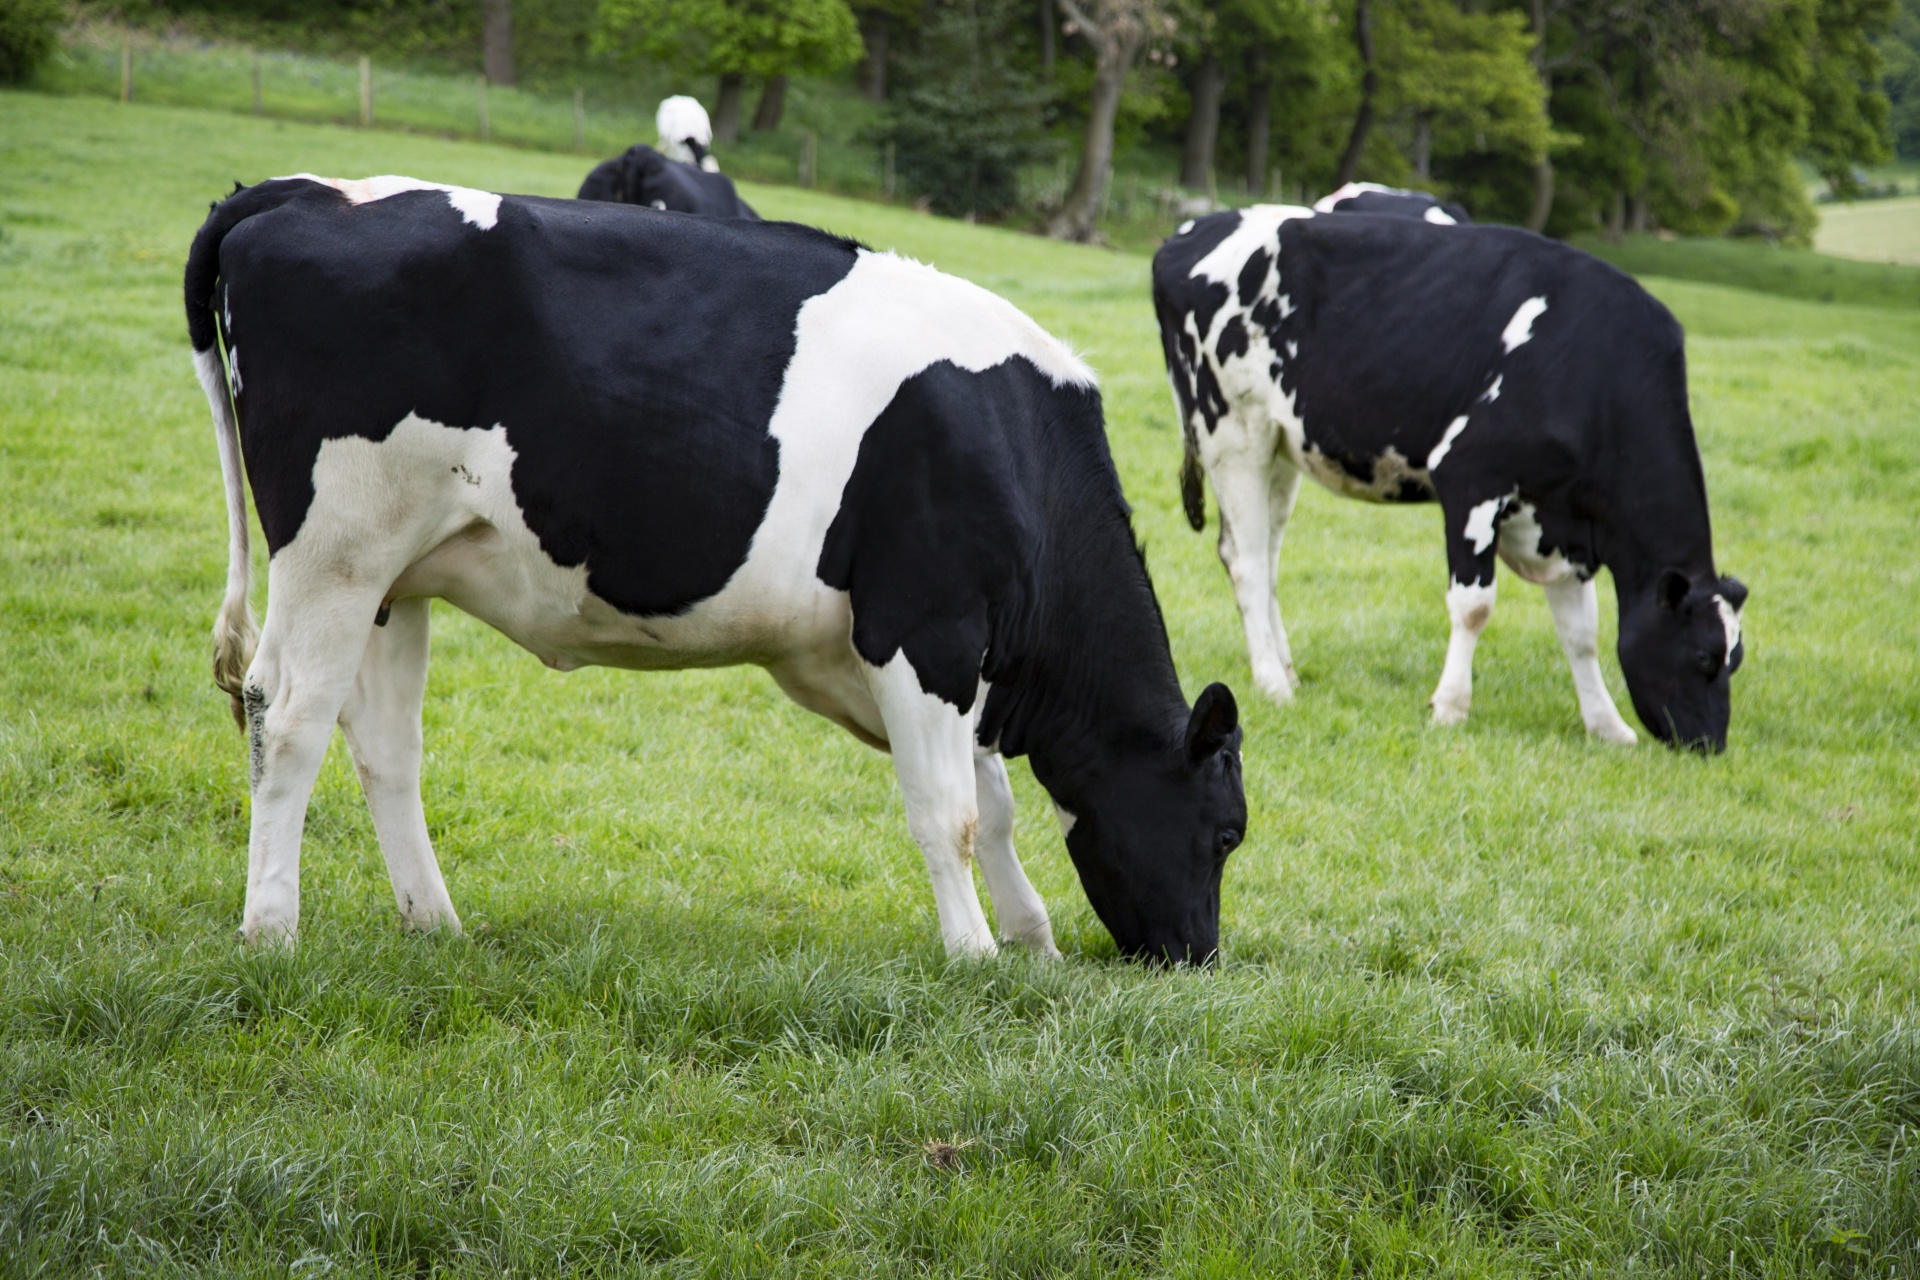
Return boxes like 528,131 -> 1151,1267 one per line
3,93 -> 1918,1278
1815,196 -> 1920,266
1575,230 -> 1920,309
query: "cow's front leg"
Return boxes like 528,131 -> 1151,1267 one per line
1542,574 -> 1638,745
866,654 -> 996,958
971,752 -> 1060,958
1430,492 -> 1508,727
240,570 -> 388,943
1211,440 -> 1296,703
337,596 -> 462,931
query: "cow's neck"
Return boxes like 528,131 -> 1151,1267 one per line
1593,427 -> 1719,595
978,499 -> 1189,806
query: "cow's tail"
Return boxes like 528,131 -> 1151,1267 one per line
185,187 -> 267,729
1179,420 -> 1206,532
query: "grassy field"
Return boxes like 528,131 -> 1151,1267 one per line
1574,230 -> 1920,310
3,91 -> 1920,1277
1814,197 -> 1920,266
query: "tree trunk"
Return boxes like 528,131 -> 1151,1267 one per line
1524,0 -> 1554,233
714,73 -> 744,142
1627,190 -> 1649,233
859,11 -> 890,101
1047,27 -> 1142,241
1605,189 -> 1625,242
482,0 -> 514,86
1244,48 -> 1271,196
1330,0 -> 1376,188
1178,49 -> 1229,191
1041,0 -> 1056,77
1412,111 -> 1432,180
752,75 -> 788,131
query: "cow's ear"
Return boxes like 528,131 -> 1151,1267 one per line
1186,683 -> 1239,762
1718,576 -> 1749,613
1656,568 -> 1690,612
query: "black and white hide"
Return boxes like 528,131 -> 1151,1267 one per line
1153,205 -> 1747,750
576,144 -> 759,218
1313,181 -> 1471,225
184,175 -> 1245,961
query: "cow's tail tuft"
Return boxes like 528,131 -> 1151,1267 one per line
1180,422 -> 1206,532
185,189 -> 270,729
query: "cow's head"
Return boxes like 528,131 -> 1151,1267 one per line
1056,683 -> 1246,964
1620,570 -> 1747,752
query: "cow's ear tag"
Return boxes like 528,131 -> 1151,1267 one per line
1656,569 -> 1690,612
1185,683 -> 1240,762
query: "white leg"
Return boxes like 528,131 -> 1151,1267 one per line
866,654 -> 996,958
337,597 -> 462,930
1264,459 -> 1305,690
1543,575 -> 1638,745
240,570 -> 388,943
1431,578 -> 1497,726
971,752 -> 1060,958
1212,445 -> 1295,703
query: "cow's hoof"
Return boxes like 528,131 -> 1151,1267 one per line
1589,720 -> 1638,746
946,932 -> 1000,960
1257,679 -> 1296,707
237,919 -> 297,948
1429,699 -> 1470,727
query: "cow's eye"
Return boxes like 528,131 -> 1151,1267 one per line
1695,650 -> 1720,677
1217,829 -> 1242,858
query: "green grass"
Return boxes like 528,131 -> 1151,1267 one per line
1814,196 -> 1920,266
4,91 -> 1920,1277
1573,230 -> 1920,310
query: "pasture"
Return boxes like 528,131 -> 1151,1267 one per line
3,91 -> 1919,1277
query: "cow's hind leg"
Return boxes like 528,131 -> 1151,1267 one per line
239,568 -> 389,943
1211,438 -> 1297,703
337,596 -> 461,930
866,654 -> 996,958
1542,574 -> 1637,745
972,752 -> 1060,958
1429,491 -> 1508,726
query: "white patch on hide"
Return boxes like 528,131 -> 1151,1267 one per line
1423,205 -> 1457,225
1286,340 -> 1298,358
278,173 -> 502,230
1495,502 -> 1578,585
227,345 -> 242,396
1463,492 -> 1513,554
1177,219 -> 1195,236
1480,374 -> 1502,403
1501,296 -> 1549,353
1052,802 -> 1077,837
1713,594 -> 1743,663
1311,181 -> 1392,212
1427,415 -> 1469,472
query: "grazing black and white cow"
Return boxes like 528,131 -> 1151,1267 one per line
576,145 -> 759,218
1153,205 -> 1747,750
578,95 -> 758,218
185,175 -> 1245,961
1314,181 -> 1471,225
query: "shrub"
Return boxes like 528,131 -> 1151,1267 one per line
0,0 -> 64,84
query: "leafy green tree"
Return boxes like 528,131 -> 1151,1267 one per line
595,0 -> 863,139
1376,0 -> 1548,185
1884,0 -> 1920,155
0,0 -> 64,84
876,0 -> 1055,218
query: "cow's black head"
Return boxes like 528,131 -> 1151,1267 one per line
1056,683 -> 1246,964
1620,570 -> 1747,752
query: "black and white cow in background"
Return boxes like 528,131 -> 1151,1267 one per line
185,175 -> 1245,962
1154,205 -> 1747,750
1314,181 -> 1471,225
577,95 -> 759,218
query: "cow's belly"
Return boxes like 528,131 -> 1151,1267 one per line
310,415 -> 859,677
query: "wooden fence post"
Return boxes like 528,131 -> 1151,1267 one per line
359,56 -> 372,126
573,87 -> 584,151
478,76 -> 490,141
252,51 -> 263,115
120,35 -> 132,103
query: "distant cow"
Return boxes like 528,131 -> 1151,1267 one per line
1153,205 -> 1746,750
1314,181 -> 1470,225
185,175 -> 1245,962
578,95 -> 758,218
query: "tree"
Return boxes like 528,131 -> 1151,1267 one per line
876,0 -> 1056,218
596,0 -> 865,141
1048,0 -> 1168,240
1376,0 -> 1548,182
0,0 -> 62,85
482,0 -> 515,85
1884,0 -> 1920,156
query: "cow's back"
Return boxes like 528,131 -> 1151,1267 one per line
220,185 -> 853,615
